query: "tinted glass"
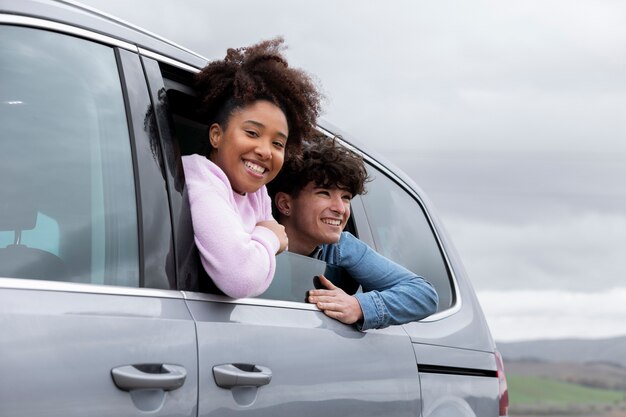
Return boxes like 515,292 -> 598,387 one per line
0,26 -> 139,286
360,166 -> 453,310
258,252 -> 358,303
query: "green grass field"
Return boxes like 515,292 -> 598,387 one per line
509,375 -> 625,405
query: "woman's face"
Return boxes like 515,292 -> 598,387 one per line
210,100 -> 288,194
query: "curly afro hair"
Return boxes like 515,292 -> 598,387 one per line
195,37 -> 322,156
268,137 -> 370,200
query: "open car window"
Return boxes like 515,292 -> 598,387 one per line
158,64 -> 361,302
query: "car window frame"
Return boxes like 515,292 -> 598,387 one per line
142,47 -> 462,317
148,60 -> 357,309
318,129 -> 463,319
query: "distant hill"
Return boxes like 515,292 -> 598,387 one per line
497,335 -> 626,367
505,360 -> 626,391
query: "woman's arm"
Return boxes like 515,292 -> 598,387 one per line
183,155 -> 280,298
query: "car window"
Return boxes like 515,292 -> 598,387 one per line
360,165 -> 454,310
158,67 -> 362,301
0,26 -> 138,286
257,252 -> 359,303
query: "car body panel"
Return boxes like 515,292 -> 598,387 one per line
420,373 -> 499,417
0,284 -> 198,417
185,293 -> 422,417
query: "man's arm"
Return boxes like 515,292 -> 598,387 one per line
312,232 -> 438,330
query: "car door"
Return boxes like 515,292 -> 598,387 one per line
186,287 -> 420,417
143,63 -> 421,415
359,162 -> 501,417
0,22 -> 197,416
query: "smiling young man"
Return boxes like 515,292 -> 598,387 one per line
268,138 -> 439,330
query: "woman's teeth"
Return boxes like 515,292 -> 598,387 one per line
244,160 -> 265,174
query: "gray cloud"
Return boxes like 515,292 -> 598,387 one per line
389,152 -> 626,217
478,288 -> 626,341
386,152 -> 626,292
446,213 -> 626,291
79,0 -> 626,152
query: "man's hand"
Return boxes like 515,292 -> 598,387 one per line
307,275 -> 364,324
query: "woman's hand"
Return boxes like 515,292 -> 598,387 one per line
257,220 -> 288,254
307,275 -> 364,324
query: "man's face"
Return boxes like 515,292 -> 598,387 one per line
288,182 -> 352,249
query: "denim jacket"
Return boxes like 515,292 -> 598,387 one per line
317,232 -> 439,330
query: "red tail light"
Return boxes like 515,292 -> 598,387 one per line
495,350 -> 509,416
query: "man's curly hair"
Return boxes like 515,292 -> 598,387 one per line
195,37 -> 322,156
268,137 -> 370,199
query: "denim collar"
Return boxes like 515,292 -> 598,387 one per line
308,246 -> 323,260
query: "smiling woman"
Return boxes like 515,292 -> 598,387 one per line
182,38 -> 322,298
208,100 -> 288,194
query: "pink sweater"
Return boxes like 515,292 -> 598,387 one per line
182,154 -> 280,298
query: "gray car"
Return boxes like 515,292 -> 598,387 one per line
0,1 -> 508,416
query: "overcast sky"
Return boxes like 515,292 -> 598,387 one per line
77,0 -> 626,342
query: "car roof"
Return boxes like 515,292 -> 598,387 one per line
1,0 -> 208,69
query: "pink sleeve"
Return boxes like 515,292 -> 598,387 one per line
183,156 -> 279,298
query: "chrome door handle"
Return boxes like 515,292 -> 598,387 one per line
213,363 -> 272,388
111,364 -> 187,391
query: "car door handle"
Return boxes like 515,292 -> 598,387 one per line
213,363 -> 272,388
111,364 -> 187,391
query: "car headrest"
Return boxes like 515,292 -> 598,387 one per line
0,202 -> 37,232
